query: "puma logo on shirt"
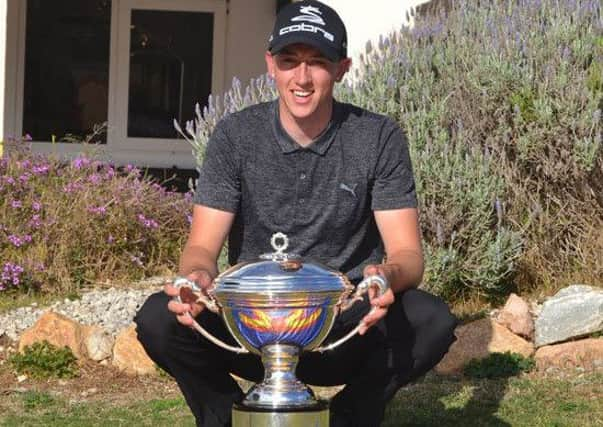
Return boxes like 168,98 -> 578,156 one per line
339,182 -> 358,198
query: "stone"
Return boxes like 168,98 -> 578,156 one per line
495,293 -> 534,339
112,324 -> 157,376
18,311 -> 87,359
535,285 -> 603,347
535,338 -> 603,371
435,317 -> 534,375
84,326 -> 114,361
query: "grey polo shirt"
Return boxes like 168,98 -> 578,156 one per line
194,100 -> 416,284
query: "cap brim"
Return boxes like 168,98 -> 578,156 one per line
269,34 -> 342,62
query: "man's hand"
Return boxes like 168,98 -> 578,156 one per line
165,270 -> 213,328
358,264 -> 395,335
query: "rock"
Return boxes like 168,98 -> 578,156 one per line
535,285 -> 603,347
435,318 -> 534,375
495,293 -> 534,339
535,338 -> 603,371
18,311 -> 87,359
17,375 -> 28,383
84,326 -> 114,361
112,324 -> 156,376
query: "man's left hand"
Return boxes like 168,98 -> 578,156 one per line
358,264 -> 395,335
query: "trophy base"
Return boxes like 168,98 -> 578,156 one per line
232,402 -> 329,427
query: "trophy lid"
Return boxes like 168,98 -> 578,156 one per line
213,233 -> 350,294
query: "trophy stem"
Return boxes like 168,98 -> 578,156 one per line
242,344 -> 318,409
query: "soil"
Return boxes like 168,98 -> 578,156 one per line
0,336 -> 340,408
0,339 -> 181,405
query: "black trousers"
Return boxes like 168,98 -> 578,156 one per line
134,289 -> 457,427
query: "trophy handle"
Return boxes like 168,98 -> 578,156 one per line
314,274 -> 389,353
172,277 -> 249,354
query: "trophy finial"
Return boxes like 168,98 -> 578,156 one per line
271,232 -> 289,254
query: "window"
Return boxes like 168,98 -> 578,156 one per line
23,0 -> 111,142
127,9 -> 214,139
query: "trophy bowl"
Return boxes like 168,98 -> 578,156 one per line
174,233 -> 388,414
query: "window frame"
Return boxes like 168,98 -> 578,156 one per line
6,0 -> 226,168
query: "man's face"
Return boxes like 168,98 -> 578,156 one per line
265,44 -> 350,126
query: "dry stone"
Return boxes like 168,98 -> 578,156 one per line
435,317 -> 534,375
84,326 -> 114,361
18,311 -> 87,359
535,338 -> 603,371
495,293 -> 534,339
535,285 -> 603,347
112,324 -> 157,376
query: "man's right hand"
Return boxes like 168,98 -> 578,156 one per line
165,270 -> 213,328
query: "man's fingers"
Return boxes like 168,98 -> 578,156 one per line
176,313 -> 194,327
167,299 -> 191,315
187,270 -> 213,288
358,306 -> 388,335
164,283 -> 180,297
370,290 -> 394,308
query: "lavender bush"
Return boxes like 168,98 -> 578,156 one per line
181,0 -> 602,299
0,139 -> 191,294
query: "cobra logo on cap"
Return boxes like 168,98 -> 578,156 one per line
279,5 -> 335,42
291,5 -> 326,25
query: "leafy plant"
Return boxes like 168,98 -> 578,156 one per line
0,138 -> 192,294
9,340 -> 79,379
180,0 -> 602,300
463,351 -> 535,379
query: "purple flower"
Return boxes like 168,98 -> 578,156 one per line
11,200 -> 23,209
125,164 -> 141,177
72,156 -> 92,169
32,164 -> 50,175
18,160 -> 31,169
130,254 -> 144,267
32,201 -> 42,211
18,173 -> 31,184
107,235 -> 115,243
88,206 -> 107,215
1,262 -> 25,289
28,214 -> 42,229
137,214 -> 159,229
88,174 -> 101,185
63,182 -> 83,193
7,234 -> 32,247
186,214 -> 193,225
24,133 -> 32,141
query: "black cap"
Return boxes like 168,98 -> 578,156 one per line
268,0 -> 348,62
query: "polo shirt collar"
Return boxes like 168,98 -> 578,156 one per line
271,99 -> 341,155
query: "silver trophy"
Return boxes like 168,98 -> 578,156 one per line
174,233 -> 388,426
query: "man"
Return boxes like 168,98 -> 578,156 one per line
135,1 -> 457,426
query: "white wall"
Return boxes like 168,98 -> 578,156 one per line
0,0 -> 6,143
320,0 -> 429,64
224,0 -> 275,87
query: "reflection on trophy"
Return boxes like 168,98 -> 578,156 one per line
174,233 -> 388,427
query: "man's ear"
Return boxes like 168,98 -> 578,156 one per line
265,51 -> 275,78
335,58 -> 352,82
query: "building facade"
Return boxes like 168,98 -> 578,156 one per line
0,0 -> 427,168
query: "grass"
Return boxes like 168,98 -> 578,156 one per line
1,373 -> 601,426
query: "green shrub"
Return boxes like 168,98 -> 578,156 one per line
463,351 -> 535,379
9,340 -> 78,379
0,139 -> 192,294
182,0 -> 602,299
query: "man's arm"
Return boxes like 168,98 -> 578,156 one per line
179,204 -> 235,278
370,207 -> 424,293
358,207 -> 424,334
166,204 -> 235,327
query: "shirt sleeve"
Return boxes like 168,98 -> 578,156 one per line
193,121 -> 241,212
371,120 -> 417,210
